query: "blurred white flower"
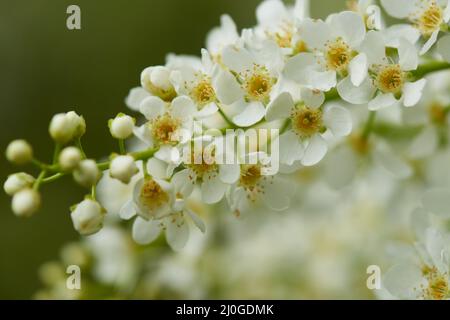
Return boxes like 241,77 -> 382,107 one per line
6,139 -> 33,165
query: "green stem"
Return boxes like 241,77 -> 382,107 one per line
52,144 -> 61,164
41,172 -> 67,184
362,111 -> 377,140
142,159 -> 150,178
76,139 -> 87,159
33,170 -> 47,191
91,185 -> 97,200
118,139 -> 126,155
411,61 -> 450,80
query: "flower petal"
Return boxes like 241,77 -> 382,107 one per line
214,70 -> 244,104
186,209 -> 206,233
380,0 -> 416,19
420,30 -> 439,55
437,35 -> 450,63
349,53 -> 368,87
323,105 -> 352,137
337,77 -> 375,105
265,92 -> 294,121
398,38 -> 418,71
278,131 -> 304,166
383,263 -> 423,299
300,87 -> 324,109
119,200 -> 136,220
125,87 -> 150,111
232,101 -> 266,127
403,79 -> 427,107
219,163 -> 240,184
201,176 -> 228,204
329,11 -> 366,48
139,96 -> 165,120
166,216 -> 189,251
172,169 -> 195,197
221,45 -> 254,73
171,96 -> 196,119
132,217 -> 161,245
301,134 -> 328,166
368,93 -> 397,110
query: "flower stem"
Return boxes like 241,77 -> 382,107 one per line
411,61 -> 450,80
33,170 -> 48,191
41,172 -> 67,184
362,111 -> 377,140
76,139 -> 87,159
118,139 -> 126,155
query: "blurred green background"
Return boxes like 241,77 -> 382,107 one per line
0,0 -> 345,299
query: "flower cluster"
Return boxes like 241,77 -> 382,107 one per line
4,0 -> 450,298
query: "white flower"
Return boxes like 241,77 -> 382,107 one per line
71,199 -> 106,236
381,0 -> 450,54
266,92 -> 352,166
109,155 -> 138,184
119,177 -> 205,250
141,66 -> 177,102
216,41 -> 284,126
284,11 -> 367,91
253,0 -> 309,54
59,147 -> 82,171
172,135 -> 240,204
206,14 -> 239,57
383,228 -> 450,300
109,114 -> 135,139
4,172 -> 35,196
49,111 -> 86,144
6,139 -> 33,165
169,50 -> 221,119
337,31 -> 427,110
133,96 -> 196,165
346,0 -> 383,30
12,188 -> 41,217
227,152 -> 294,216
73,159 -> 101,188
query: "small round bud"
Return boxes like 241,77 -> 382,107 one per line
12,188 -> 41,217
4,172 -> 35,196
150,66 -> 172,90
6,140 -> 33,165
109,155 -> 138,184
59,147 -> 82,171
73,159 -> 100,188
71,198 -> 105,236
49,111 -> 85,144
109,114 -> 135,139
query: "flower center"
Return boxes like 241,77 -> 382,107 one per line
428,102 -> 447,125
243,65 -> 274,102
186,148 -> 218,180
375,64 -> 405,94
151,114 -> 181,145
139,179 -> 169,212
239,164 -> 262,189
190,75 -> 216,106
291,105 -> 323,137
417,3 -> 443,36
325,38 -> 352,71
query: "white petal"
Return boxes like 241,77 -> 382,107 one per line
437,35 -> 450,63
308,70 -> 337,92
380,0 -> 416,19
214,70 -> 243,104
166,217 -> 189,251
301,134 -> 328,166
265,92 -> 294,121
186,209 -> 206,233
323,105 -> 352,137
119,200 -> 136,220
360,30 -> 386,64
232,101 -> 266,127
384,24 -> 421,48
337,77 -> 375,105
196,102 -> 218,118
421,189 -> 450,218
299,18 -> 332,50
132,217 -> 161,245
171,96 -> 196,119
221,45 -> 254,73
201,177 -> 227,204
403,79 -> 427,107
329,11 -> 366,48
383,263 -> 423,299
368,93 -> 397,110
147,157 -> 170,179
133,124 -> 154,147
256,0 -> 288,28
398,38 -> 418,71
349,53 -> 368,87
219,164 -> 240,184
420,30 -> 439,55
278,131 -> 304,165
139,96 -> 165,120
408,126 -> 438,159
445,0 -> 450,22
283,53 -> 317,83
425,228 -> 449,273
125,87 -> 150,111
172,169 -> 194,197
300,87 -> 324,109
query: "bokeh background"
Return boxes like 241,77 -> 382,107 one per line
0,0 -> 348,299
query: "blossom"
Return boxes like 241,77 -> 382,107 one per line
109,155 -> 139,184
381,0 -> 450,54
59,147 -> 82,171
49,111 -> 85,144
266,92 -> 352,166
383,227 -> 450,299
4,173 -> 35,196
337,30 -> 427,110
109,113 -> 135,139
206,14 -> 239,57
6,139 -> 33,165
71,199 -> 106,236
11,188 -> 41,217
284,11 -> 367,91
